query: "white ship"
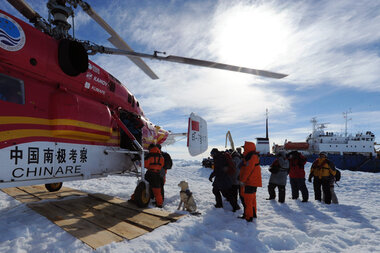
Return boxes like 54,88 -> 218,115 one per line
274,115 -> 376,157
270,113 -> 379,171
305,117 -> 376,156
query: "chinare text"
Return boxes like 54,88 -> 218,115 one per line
12,165 -> 82,178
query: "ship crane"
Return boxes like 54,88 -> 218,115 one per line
225,131 -> 235,151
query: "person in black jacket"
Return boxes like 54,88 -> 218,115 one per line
209,148 -> 239,211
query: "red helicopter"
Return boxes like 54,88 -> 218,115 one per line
0,0 -> 286,206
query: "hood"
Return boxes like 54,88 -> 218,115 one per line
243,141 -> 256,155
149,146 -> 161,154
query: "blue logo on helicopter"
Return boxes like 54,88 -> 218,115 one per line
0,13 -> 25,51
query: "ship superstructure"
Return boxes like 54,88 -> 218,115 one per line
306,118 -> 376,156
268,115 -> 379,172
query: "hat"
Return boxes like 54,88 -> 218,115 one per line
210,148 -> 219,156
319,151 -> 327,157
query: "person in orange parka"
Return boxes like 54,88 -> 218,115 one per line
239,141 -> 262,222
144,144 -> 165,207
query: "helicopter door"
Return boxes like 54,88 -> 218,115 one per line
119,110 -> 143,150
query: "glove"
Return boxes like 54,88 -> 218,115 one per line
209,176 -> 213,182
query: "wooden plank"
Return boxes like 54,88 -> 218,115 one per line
53,197 -> 148,240
90,193 -> 185,221
79,196 -> 170,230
1,187 -> 40,203
4,186 -> 184,248
18,185 -> 86,200
28,202 -> 123,249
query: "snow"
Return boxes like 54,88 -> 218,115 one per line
0,160 -> 379,253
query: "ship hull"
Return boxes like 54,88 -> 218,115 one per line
260,154 -> 380,173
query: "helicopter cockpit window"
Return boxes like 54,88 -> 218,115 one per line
0,74 -> 25,105
132,96 -> 135,107
128,94 -> 132,103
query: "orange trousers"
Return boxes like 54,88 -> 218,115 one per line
241,186 -> 257,220
152,188 -> 163,206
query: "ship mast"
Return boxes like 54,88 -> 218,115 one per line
343,110 -> 352,137
311,117 -> 317,135
266,108 -> 269,139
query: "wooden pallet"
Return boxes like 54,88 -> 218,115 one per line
1,185 -> 184,249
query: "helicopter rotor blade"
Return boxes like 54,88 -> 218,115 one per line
77,0 -> 159,80
6,0 -> 39,20
87,45 -> 288,79
162,55 -> 287,79
6,0 -> 50,33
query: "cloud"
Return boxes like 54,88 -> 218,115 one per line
88,1 -> 380,127
85,0 -> 296,127
7,0 -> 378,159
274,1 -> 380,90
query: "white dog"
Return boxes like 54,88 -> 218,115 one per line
177,181 -> 197,213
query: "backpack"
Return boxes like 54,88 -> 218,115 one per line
162,152 -> 173,170
224,152 -> 236,175
335,169 -> 341,182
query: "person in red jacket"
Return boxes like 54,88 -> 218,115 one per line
144,144 -> 165,207
239,141 -> 262,222
288,151 -> 309,202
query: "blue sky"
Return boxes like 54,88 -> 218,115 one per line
4,0 -> 380,159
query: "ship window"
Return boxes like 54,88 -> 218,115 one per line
329,145 -> 332,147
336,145 -> 338,147
0,74 -> 25,105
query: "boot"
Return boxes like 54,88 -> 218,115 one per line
214,203 -> 223,208
278,186 -> 286,203
246,217 -> 253,222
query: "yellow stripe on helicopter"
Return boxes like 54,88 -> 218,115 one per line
0,129 -> 119,144
0,116 -> 112,133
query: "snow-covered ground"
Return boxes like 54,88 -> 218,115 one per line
0,160 -> 379,253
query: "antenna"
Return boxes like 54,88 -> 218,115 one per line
311,117 -> 317,133
265,108 -> 269,139
343,109 -> 352,137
